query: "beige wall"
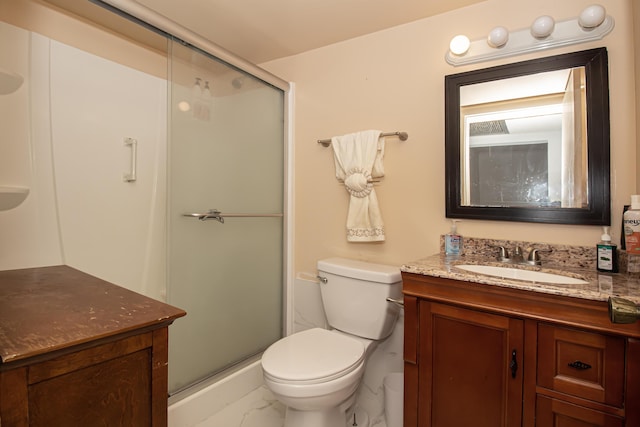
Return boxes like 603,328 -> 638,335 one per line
263,0 -> 638,274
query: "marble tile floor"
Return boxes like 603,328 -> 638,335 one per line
194,385 -> 389,427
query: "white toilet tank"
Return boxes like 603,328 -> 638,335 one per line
317,257 -> 403,340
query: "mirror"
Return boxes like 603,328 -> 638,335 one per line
445,48 -> 610,224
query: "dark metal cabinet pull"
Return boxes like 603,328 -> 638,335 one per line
510,350 -> 518,378
568,360 -> 592,370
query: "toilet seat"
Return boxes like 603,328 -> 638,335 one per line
262,328 -> 365,385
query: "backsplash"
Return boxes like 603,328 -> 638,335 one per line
439,236 -> 627,271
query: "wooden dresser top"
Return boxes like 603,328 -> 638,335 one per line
0,265 -> 185,365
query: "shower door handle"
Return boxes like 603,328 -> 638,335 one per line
183,209 -> 224,223
182,209 -> 283,223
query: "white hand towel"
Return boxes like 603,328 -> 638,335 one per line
331,130 -> 385,242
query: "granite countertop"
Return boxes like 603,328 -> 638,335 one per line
401,253 -> 640,305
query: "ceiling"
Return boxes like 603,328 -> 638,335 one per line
133,0 -> 486,64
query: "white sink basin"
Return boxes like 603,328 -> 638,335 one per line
455,264 -> 588,285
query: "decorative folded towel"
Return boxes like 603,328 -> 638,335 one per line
331,130 -> 386,242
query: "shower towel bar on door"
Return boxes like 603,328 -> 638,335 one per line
182,209 -> 283,224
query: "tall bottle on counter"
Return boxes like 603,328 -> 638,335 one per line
623,195 -> 640,274
597,226 -> 618,273
444,220 -> 463,257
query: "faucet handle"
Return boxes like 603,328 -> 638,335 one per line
527,247 -> 552,265
490,245 -> 510,261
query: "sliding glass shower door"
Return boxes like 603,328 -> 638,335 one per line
167,40 -> 285,393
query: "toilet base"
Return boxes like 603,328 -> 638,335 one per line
284,406 -> 344,427
346,406 -> 369,427
283,404 -> 369,427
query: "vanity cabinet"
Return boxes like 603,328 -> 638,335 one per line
402,272 -> 640,427
416,301 -> 523,426
0,266 -> 186,426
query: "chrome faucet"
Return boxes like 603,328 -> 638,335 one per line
491,245 -> 552,266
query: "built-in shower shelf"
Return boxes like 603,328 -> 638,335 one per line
0,186 -> 29,211
0,67 -> 24,95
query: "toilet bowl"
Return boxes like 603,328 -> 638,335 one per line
264,328 -> 370,408
262,328 -> 376,427
261,258 -> 402,427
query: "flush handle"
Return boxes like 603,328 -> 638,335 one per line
386,297 -> 404,308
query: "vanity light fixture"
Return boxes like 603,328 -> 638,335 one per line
579,4 -> 606,28
530,15 -> 555,39
449,35 -> 471,55
445,4 -> 614,66
487,26 -> 509,48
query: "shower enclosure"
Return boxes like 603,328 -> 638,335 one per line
0,0 -> 290,400
167,41 -> 286,393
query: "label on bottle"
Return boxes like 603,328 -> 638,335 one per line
445,235 -> 462,255
624,210 -> 640,255
597,245 -> 614,271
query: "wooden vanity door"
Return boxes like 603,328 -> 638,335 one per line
418,301 -> 524,427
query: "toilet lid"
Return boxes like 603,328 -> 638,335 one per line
262,328 -> 365,383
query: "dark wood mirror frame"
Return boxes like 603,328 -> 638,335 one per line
445,48 -> 610,225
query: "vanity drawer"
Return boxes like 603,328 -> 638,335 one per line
537,323 -> 625,407
536,395 -> 624,427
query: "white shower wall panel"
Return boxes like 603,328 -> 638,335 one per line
49,41 -> 167,299
0,26 -> 63,271
0,22 -> 30,187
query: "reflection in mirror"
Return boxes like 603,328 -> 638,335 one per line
461,67 -> 585,208
445,48 -> 610,224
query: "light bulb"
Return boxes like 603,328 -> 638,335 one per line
531,15 -> 555,39
487,26 -> 509,48
449,35 -> 470,56
579,4 -> 606,29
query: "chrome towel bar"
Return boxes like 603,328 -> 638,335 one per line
317,131 -> 408,147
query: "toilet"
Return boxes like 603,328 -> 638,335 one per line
261,257 -> 402,427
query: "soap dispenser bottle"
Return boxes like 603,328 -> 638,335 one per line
445,220 -> 463,256
624,195 -> 640,274
597,226 -> 618,273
